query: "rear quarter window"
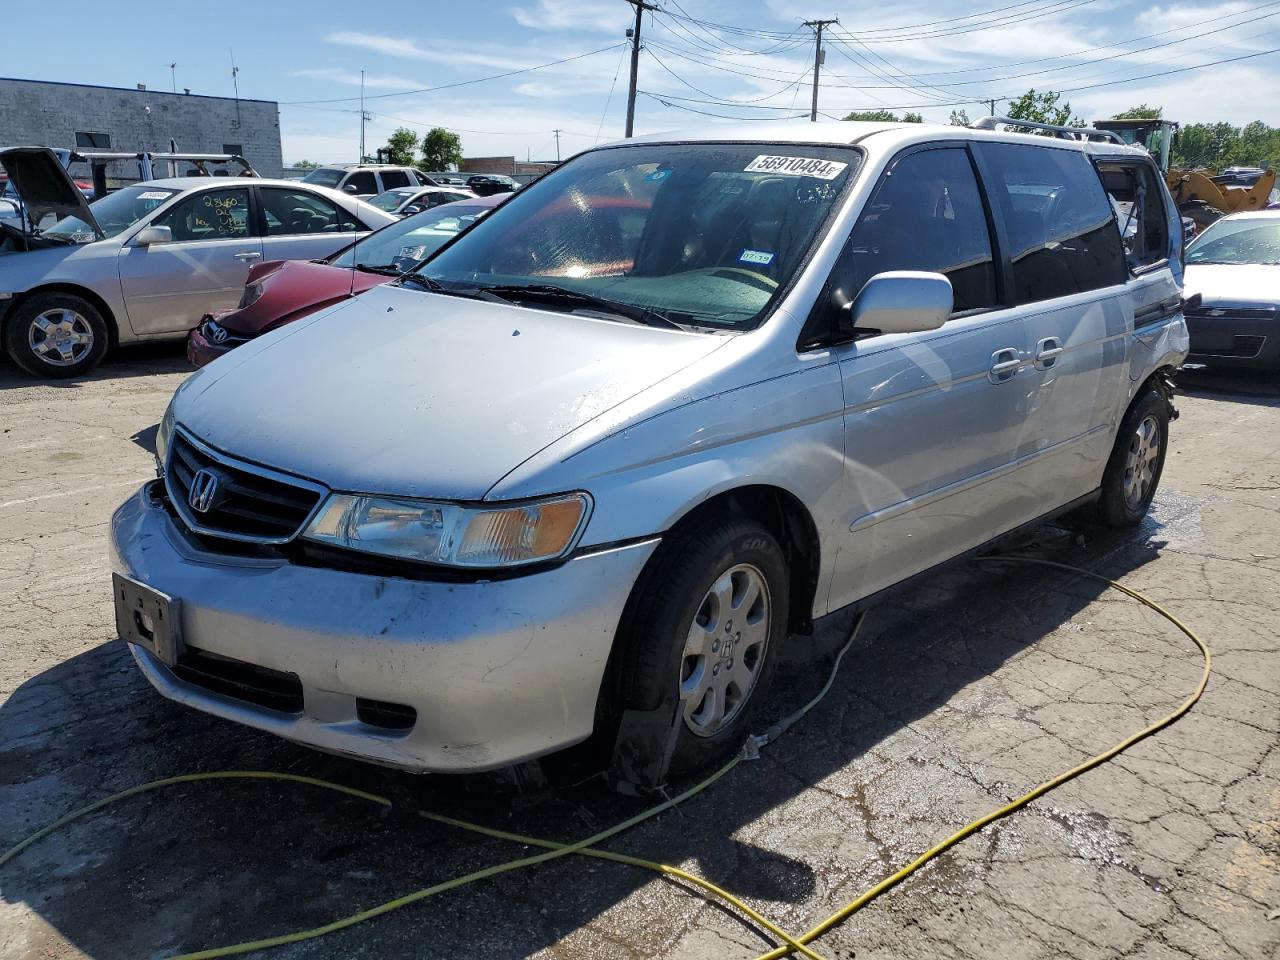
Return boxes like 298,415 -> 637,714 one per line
977,142 -> 1127,304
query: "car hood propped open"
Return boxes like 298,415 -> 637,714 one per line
177,283 -> 729,500
0,146 -> 102,239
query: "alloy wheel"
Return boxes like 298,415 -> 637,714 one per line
28,309 -> 95,368
679,563 -> 771,738
1122,414 -> 1162,510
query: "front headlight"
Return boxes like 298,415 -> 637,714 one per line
301,492 -> 591,568
154,400 -> 176,476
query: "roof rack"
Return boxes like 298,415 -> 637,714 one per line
970,116 -> 1124,144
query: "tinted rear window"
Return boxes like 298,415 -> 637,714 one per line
977,143 -> 1126,303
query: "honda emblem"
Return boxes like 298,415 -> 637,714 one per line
188,469 -> 221,514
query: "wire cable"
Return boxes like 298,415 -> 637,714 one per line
1,562 -> 1211,960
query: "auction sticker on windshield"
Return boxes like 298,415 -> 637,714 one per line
744,156 -> 848,179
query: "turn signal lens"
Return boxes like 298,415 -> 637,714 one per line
302,493 -> 590,568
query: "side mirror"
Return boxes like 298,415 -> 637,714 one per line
134,225 -> 173,246
401,205 -> 422,216
842,271 -> 953,337
343,184 -> 359,194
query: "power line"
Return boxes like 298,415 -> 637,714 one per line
644,46 -> 809,103
878,0 -> 1280,78
824,0 -> 1104,42
639,91 -> 809,119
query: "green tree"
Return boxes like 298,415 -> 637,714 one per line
949,108 -> 972,126
1173,122 -> 1240,168
842,109 -> 922,122
419,128 -> 463,171
293,159 -> 320,170
1005,89 -> 1085,129
384,127 -> 420,166
1111,104 -> 1163,120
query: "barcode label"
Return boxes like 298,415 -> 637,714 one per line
744,155 -> 848,179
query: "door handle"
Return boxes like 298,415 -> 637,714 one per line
988,347 -> 1022,384
1034,336 -> 1064,370
233,251 -> 262,262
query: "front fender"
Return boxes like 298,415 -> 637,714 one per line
492,359 -> 849,617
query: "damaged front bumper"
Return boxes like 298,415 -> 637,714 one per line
109,482 -> 657,772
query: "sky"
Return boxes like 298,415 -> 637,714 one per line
4,0 -> 1278,165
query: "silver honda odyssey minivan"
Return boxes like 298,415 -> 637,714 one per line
111,120 -> 1189,782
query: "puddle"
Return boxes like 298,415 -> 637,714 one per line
1045,807 -> 1170,893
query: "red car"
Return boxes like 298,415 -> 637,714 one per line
188,194 -> 505,366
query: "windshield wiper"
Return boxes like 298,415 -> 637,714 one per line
474,283 -> 682,329
396,273 -> 447,291
355,263 -> 404,276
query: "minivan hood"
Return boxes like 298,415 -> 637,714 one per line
178,284 -> 729,500
1183,263 -> 1280,305
0,147 -> 101,239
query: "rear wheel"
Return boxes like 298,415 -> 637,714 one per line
1096,388 -> 1170,527
616,515 -> 789,773
4,292 -> 109,378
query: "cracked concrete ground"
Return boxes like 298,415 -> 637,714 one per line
0,349 -> 1276,960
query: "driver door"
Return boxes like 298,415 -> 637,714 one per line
117,186 -> 261,336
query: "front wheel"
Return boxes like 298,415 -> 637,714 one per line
4,292 -> 109,378
1096,388 -> 1170,527
617,515 -> 789,774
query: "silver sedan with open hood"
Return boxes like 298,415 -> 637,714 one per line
0,147 -> 395,378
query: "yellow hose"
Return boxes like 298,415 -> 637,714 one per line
749,555 -> 1214,959
0,556 -> 1210,960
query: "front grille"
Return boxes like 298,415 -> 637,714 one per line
1185,307 -> 1276,321
166,430 -> 324,544
173,646 -> 304,713
1190,335 -> 1267,359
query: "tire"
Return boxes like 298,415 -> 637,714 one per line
616,514 -> 790,774
1096,388 -> 1170,527
3,292 -> 109,379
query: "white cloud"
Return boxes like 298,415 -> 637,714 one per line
293,68 -> 423,90
512,0 -> 629,32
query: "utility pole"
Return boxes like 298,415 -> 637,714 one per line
169,62 -> 177,94
985,98 -> 999,116
804,19 -> 838,122
624,0 -> 658,138
359,70 -> 366,162
553,128 -> 562,161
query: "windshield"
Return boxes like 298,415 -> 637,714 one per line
1186,218 -> 1280,265
43,184 -> 180,241
302,168 -> 345,188
328,202 -> 493,272
414,142 -> 860,330
370,189 -> 416,212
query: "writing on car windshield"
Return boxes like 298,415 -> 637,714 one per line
412,143 -> 860,330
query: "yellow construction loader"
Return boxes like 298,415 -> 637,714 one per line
1093,118 -> 1276,228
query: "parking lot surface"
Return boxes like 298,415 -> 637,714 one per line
1,350 -> 1277,960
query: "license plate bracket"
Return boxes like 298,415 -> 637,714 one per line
113,573 -> 182,667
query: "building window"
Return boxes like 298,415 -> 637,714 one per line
75,132 -> 111,149
222,143 -> 243,156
